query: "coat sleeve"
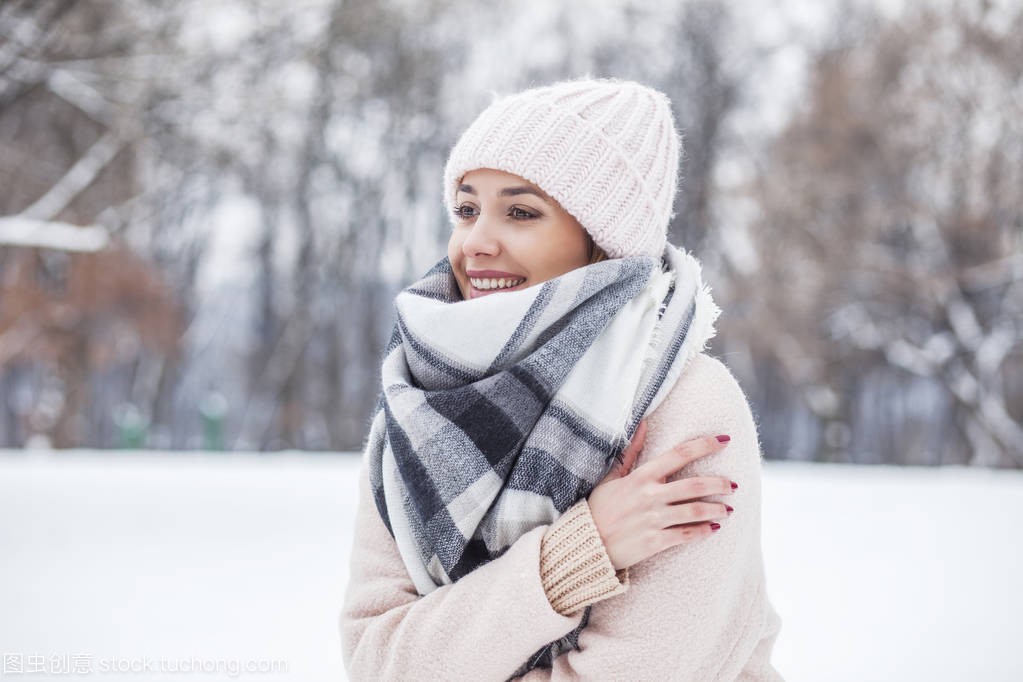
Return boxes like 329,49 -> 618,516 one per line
340,450 -> 588,681
516,353 -> 783,681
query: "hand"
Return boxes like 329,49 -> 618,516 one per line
588,420 -> 736,570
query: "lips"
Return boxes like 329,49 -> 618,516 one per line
466,269 -> 525,278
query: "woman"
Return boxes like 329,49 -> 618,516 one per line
341,78 -> 782,680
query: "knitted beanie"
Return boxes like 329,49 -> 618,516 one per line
443,78 -> 681,259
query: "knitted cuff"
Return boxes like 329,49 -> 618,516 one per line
539,498 -> 630,616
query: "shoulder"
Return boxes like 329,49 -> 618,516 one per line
641,353 -> 762,472
678,352 -> 746,393
657,353 -> 755,428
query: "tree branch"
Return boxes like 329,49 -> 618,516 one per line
19,130 -> 122,220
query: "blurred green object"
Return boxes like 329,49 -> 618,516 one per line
113,404 -> 148,449
200,392 -> 228,451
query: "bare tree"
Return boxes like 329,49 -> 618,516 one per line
0,0 -> 189,448
729,1 -> 1023,466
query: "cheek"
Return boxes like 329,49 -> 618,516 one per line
446,232 -> 469,297
447,231 -> 463,266
542,227 -> 590,272
518,240 -> 576,282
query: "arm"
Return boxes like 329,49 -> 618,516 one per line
518,353 -> 783,681
340,454 -> 627,681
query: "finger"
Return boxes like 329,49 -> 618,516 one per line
603,420 -> 648,481
618,420 -> 647,474
659,501 -> 731,528
655,521 -> 720,553
637,434 -> 729,482
661,475 -> 737,503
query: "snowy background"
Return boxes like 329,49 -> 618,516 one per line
2,451 -> 1021,681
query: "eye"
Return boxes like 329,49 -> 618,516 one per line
452,204 -> 478,220
509,206 -> 539,220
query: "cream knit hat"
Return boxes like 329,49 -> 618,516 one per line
443,78 -> 681,259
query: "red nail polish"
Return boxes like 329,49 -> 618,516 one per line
710,522 -> 721,531
725,505 -> 734,513
716,435 -> 730,443
730,481 -> 738,490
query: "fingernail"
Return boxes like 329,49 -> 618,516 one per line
725,505 -> 734,513
716,434 -> 730,443
730,481 -> 738,490
710,522 -> 721,531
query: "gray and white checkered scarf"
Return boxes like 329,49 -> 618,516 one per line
366,244 -> 719,674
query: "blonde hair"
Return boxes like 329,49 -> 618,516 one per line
588,235 -> 608,265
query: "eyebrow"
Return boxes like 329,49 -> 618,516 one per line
457,184 -> 551,203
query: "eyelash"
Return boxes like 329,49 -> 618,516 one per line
452,205 -> 540,221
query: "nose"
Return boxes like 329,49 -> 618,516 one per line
460,214 -> 500,257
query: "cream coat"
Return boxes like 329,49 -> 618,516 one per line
340,353 -> 784,681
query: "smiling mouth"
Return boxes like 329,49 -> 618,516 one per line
467,276 -> 527,298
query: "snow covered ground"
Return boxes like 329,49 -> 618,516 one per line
1,452 -> 1020,681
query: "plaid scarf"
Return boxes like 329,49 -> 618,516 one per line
366,244 -> 719,675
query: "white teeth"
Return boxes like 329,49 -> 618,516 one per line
470,277 -> 525,290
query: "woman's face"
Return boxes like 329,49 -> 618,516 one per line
447,168 -> 592,300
